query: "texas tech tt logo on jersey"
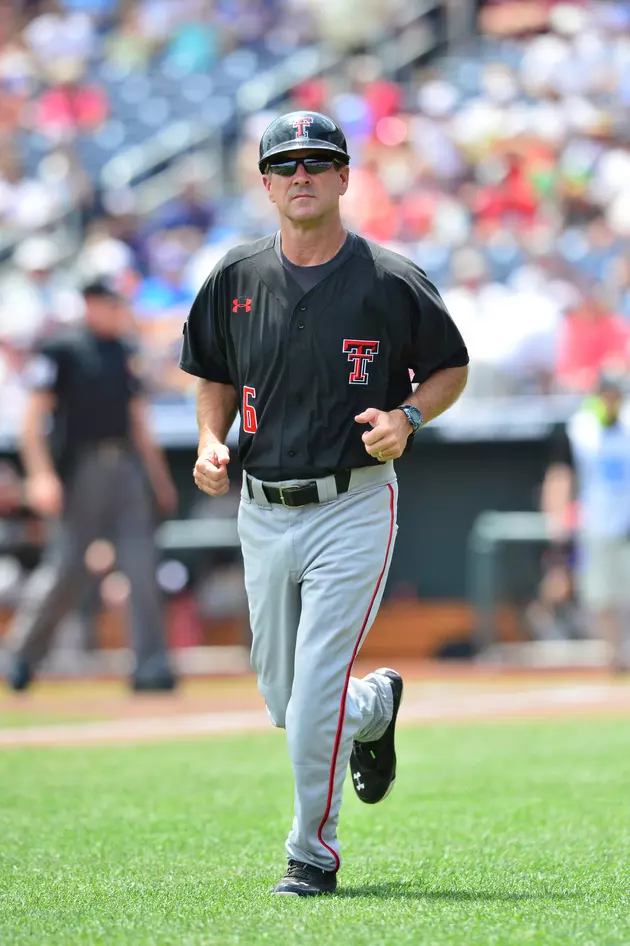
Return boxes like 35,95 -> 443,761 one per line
291,116 -> 313,138
343,339 -> 380,384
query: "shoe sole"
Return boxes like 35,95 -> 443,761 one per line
381,777 -> 396,801
379,668 -> 403,803
273,890 -> 334,897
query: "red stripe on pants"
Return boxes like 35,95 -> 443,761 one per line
316,483 -> 396,871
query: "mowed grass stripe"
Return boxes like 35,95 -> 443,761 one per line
0,720 -> 629,945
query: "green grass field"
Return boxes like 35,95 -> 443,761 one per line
1,719 -> 630,945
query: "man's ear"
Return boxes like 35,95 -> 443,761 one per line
339,165 -> 350,196
262,174 -> 275,203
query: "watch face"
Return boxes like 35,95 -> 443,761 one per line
407,406 -> 422,428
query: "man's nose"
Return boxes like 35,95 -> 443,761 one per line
291,160 -> 312,181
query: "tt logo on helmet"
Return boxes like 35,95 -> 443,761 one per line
343,339 -> 380,384
232,298 -> 252,313
291,116 -> 313,138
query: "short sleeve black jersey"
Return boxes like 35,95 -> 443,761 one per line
180,233 -> 468,481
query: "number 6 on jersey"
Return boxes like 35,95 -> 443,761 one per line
243,386 -> 258,433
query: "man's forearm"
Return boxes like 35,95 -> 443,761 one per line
129,398 -> 173,491
405,365 -> 468,425
541,463 -> 573,525
21,394 -> 56,478
196,379 -> 239,452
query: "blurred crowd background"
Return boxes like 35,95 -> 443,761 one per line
2,0 -> 630,428
1,0 -> 630,667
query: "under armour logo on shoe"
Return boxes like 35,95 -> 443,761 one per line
232,298 -> 252,313
353,771 -> 365,791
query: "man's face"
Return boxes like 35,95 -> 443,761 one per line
84,296 -> 126,337
262,150 -> 350,224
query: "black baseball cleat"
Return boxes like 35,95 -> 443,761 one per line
350,668 -> 403,804
273,860 -> 337,896
7,658 -> 32,693
130,666 -> 177,693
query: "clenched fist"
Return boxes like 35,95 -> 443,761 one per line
194,443 -> 230,497
355,408 -> 412,462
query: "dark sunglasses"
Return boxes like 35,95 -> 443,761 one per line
265,156 -> 344,177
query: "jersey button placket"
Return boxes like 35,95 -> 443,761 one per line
283,302 -> 308,470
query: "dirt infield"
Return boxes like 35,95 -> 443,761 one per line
1,667 -> 630,747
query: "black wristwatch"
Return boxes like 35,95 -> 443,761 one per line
394,404 -> 423,434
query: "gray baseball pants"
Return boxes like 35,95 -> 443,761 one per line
238,462 -> 398,872
8,444 -> 169,678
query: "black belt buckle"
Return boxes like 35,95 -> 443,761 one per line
279,484 -> 309,507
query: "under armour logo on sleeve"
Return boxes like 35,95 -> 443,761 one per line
233,298 -> 252,313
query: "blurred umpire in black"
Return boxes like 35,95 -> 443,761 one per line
5,280 -> 178,692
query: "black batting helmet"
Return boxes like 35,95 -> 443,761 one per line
258,111 -> 350,173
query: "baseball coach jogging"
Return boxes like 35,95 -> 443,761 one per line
180,111 -> 469,896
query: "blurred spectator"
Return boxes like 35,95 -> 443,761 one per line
145,168 -> 216,238
607,257 -> 630,322
75,216 -> 139,290
135,0 -> 209,51
0,31 -> 36,135
22,0 -> 96,83
61,0 -> 118,24
0,150 -> 65,230
555,292 -> 630,394
0,237 -> 83,349
307,0 -> 400,52
32,61 -> 109,141
132,233 -> 195,395
134,232 -> 194,315
474,149 -> 539,226
104,2 -> 159,73
161,0 -> 219,76
37,143 -> 96,223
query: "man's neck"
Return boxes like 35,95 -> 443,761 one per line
280,217 -> 347,267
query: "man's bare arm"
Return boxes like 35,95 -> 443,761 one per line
405,364 -> 469,424
194,380 -> 239,498
356,365 -> 469,461
21,391 -> 57,478
541,462 -> 574,539
20,391 -> 64,517
196,379 -> 239,453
